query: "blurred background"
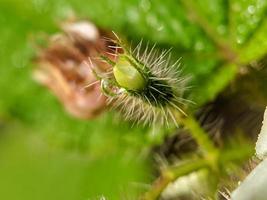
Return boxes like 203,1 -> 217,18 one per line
1,0 -> 267,199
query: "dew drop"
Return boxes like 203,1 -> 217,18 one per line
146,14 -> 161,31
217,25 -> 226,35
127,8 -> 140,23
232,3 -> 241,11
194,41 -> 204,51
237,24 -> 246,34
251,15 -> 259,24
247,5 -> 256,14
170,19 -> 182,33
157,25 -> 164,32
236,37 -> 243,44
140,0 -> 151,12
32,0 -> 47,13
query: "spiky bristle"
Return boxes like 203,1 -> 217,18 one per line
89,37 -> 191,127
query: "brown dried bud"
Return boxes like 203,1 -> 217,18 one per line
34,20 -> 114,119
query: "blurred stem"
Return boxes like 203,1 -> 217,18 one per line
141,159 -> 209,200
181,115 -> 217,153
220,143 -> 254,164
180,115 -> 220,198
142,114 -> 254,199
141,114 -> 219,200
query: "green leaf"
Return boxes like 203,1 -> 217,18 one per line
229,0 -> 267,47
239,19 -> 267,63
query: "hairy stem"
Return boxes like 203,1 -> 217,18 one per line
141,113 -> 219,200
181,115 -> 219,167
141,159 -> 209,200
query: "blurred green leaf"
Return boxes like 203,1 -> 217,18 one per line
190,64 -> 237,106
0,131 -> 150,200
229,0 -> 267,47
239,19 -> 267,63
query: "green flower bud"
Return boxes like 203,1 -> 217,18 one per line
95,37 -> 188,127
113,56 -> 146,91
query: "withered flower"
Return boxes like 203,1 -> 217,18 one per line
34,20 -> 115,119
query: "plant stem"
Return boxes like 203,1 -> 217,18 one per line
181,116 -> 219,161
141,159 -> 209,200
220,143 -> 254,164
141,113 -> 219,200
